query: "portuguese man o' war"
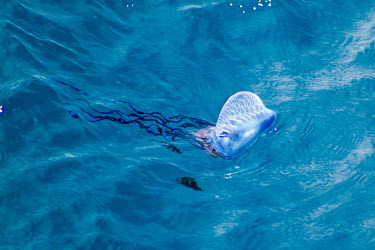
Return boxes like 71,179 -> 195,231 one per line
55,80 -> 275,159
194,92 -> 276,159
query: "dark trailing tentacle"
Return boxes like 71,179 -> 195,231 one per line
53,78 -> 214,126
55,79 -> 214,145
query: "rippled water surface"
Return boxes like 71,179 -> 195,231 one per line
1,0 -> 375,249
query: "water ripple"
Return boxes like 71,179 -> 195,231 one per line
2,0 -> 375,248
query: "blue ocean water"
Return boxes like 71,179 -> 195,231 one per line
1,0 -> 375,249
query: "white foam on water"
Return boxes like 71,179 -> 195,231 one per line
339,9 -> 375,64
308,7 -> 375,90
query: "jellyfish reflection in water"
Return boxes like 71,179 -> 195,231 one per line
56,80 -> 275,159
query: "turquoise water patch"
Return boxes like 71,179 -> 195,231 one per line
1,0 -> 375,249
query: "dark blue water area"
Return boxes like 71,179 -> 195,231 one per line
1,0 -> 375,249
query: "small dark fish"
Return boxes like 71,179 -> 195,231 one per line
162,142 -> 182,153
177,177 -> 204,191
151,140 -> 182,153
69,111 -> 79,119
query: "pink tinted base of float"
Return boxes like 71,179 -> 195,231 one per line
193,126 -> 227,159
